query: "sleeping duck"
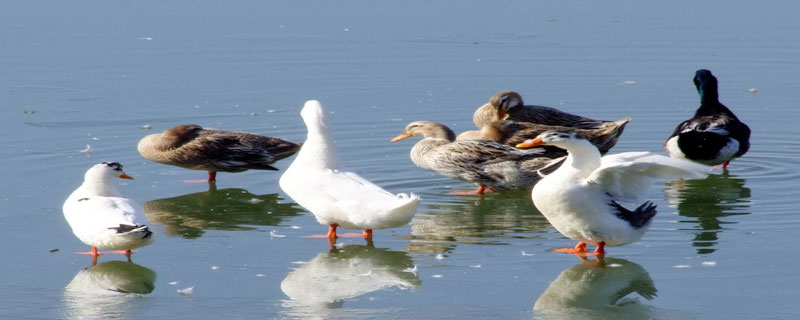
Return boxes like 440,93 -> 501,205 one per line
137,124 -> 300,182
472,90 -> 615,130
63,162 -> 154,257
279,100 -> 420,239
391,121 -> 564,194
665,69 -> 750,168
456,118 -> 631,154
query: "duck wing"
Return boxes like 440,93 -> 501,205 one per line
65,196 -> 147,232
587,152 -> 711,203
194,131 -> 299,170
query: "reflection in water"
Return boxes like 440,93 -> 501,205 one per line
63,260 -> 156,319
280,245 -> 420,317
410,191 -> 549,249
664,172 -> 751,254
143,188 -> 303,238
534,257 -> 656,319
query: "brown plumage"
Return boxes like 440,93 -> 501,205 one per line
137,124 -> 300,182
457,118 -> 631,155
391,121 -> 565,193
473,90 -> 615,130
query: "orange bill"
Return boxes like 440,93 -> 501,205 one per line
119,173 -> 135,180
390,132 -> 413,142
515,137 -> 545,148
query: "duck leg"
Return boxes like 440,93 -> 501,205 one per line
593,242 -> 606,255
327,224 -> 339,239
75,246 -> 101,256
452,185 -> 497,195
722,160 -> 730,169
183,171 -> 218,183
553,242 -> 588,253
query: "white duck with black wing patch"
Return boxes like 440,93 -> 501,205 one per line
518,131 -> 711,254
63,162 -> 154,254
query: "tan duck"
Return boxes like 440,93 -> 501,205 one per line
391,121 -> 564,194
457,118 -> 631,154
473,90 -> 615,129
138,124 -> 300,182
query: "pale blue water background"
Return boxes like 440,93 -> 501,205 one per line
2,1 -> 799,319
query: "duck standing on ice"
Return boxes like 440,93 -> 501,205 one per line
518,131 -> 711,255
279,100 -> 420,240
63,162 -> 154,263
665,69 -> 750,168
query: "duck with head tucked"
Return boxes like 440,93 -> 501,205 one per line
457,118 -> 631,154
138,124 -> 300,182
391,121 -> 564,194
665,69 -> 750,169
472,90 -> 616,130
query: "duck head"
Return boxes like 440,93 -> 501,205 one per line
489,90 -> 524,121
694,69 -> 719,104
300,100 -> 331,136
391,121 -> 456,142
516,131 -> 588,149
86,162 -> 134,181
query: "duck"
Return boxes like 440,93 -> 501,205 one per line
517,131 -> 710,254
472,90 -> 614,130
456,118 -> 631,153
137,124 -> 301,182
279,100 -> 420,239
391,121 -> 564,194
63,162 -> 154,257
665,69 -> 751,168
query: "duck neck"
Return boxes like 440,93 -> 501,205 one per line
695,84 -> 737,119
78,178 -> 122,197
299,124 -> 341,168
557,142 -> 602,178
410,138 -> 450,169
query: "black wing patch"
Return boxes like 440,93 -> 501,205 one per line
109,224 -> 153,239
608,200 -> 657,229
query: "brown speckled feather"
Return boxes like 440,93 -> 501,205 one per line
138,124 -> 300,173
459,118 -> 631,155
395,121 -> 564,191
473,90 -> 614,129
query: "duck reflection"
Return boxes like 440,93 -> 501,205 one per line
143,187 -> 302,238
63,260 -> 156,319
665,172 -> 751,254
410,191 -> 549,245
280,244 -> 420,312
534,257 -> 656,319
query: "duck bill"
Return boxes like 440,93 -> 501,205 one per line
119,173 -> 135,180
390,132 -> 413,142
496,108 -> 508,121
515,137 -> 545,148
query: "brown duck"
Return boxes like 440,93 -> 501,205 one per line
138,124 -> 300,182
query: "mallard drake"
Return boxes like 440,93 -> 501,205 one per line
391,121 -> 564,194
665,69 -> 751,168
279,100 -> 420,239
472,90 -> 613,129
518,131 -> 710,254
63,162 -> 154,257
457,118 -> 631,154
137,124 -> 300,182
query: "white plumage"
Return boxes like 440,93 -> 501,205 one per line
63,163 -> 154,254
279,100 -> 420,238
520,131 -> 710,254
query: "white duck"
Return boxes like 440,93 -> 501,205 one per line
63,162 -> 154,256
279,100 -> 420,239
517,131 -> 710,254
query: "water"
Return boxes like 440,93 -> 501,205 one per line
2,0 -> 799,318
